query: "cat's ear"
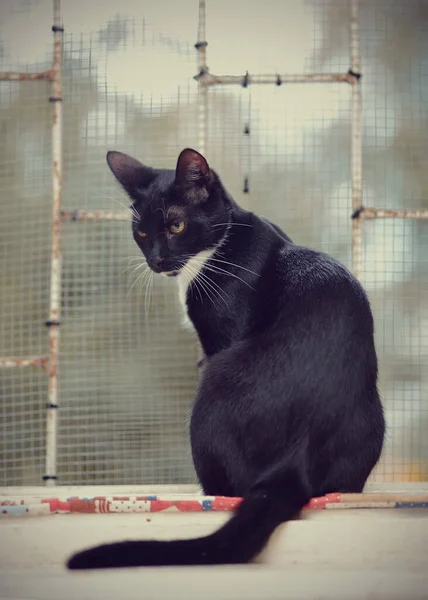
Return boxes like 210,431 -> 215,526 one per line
174,148 -> 213,203
106,151 -> 155,200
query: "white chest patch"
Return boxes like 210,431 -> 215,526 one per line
176,249 -> 215,331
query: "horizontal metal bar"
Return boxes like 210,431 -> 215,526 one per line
361,208 -> 428,220
61,210 -> 130,222
0,357 -> 48,369
197,72 -> 356,86
0,71 -> 53,81
59,206 -> 428,224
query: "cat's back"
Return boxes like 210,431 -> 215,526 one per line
265,241 -> 375,341
277,243 -> 352,287
253,214 -> 364,304
276,243 -> 368,306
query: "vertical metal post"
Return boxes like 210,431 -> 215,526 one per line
194,1 -> 208,370
45,0 -> 63,487
195,1 -> 208,156
350,0 -> 363,280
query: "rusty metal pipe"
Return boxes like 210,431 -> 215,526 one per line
196,1 -> 208,156
196,72 -> 357,86
0,71 -> 54,81
60,210 -> 130,222
0,357 -> 48,369
359,208 -> 428,220
44,0 -> 63,487
350,0 -> 363,280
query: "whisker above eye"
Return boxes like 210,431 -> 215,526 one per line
154,206 -> 166,220
92,191 -> 140,221
112,197 -> 140,221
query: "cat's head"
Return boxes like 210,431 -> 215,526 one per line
106,148 -> 230,275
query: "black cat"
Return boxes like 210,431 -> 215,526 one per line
67,148 -> 385,569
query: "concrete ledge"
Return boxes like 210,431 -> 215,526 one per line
1,485 -> 428,599
1,565 -> 428,600
1,506 -> 428,599
1,508 -> 428,570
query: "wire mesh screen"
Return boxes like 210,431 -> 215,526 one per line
360,0 -> 428,482
0,47 -> 53,483
0,0 -> 427,486
58,21 -> 201,484
363,220 -> 428,482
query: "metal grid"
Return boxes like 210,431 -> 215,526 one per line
0,0 -> 427,486
57,19 -> 200,485
363,219 -> 428,482
0,0 -> 60,486
195,0 -> 428,483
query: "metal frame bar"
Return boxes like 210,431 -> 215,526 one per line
349,0 -> 363,280
359,208 -> 428,220
196,72 -> 356,86
195,0 -> 208,156
44,0 -> 63,487
0,71 -> 54,81
0,357 -> 48,369
60,210 -> 130,222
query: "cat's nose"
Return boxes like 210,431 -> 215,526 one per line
149,256 -> 165,273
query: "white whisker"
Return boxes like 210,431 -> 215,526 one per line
100,187 -> 139,211
93,191 -> 139,221
122,260 -> 147,275
182,263 -> 212,306
126,264 -> 148,284
212,223 -> 253,228
185,262 -> 229,308
122,255 -> 148,279
113,198 -> 139,221
125,258 -> 144,271
189,272 -> 203,303
127,264 -> 150,298
121,255 -> 146,263
195,261 -> 256,291
145,271 -> 154,316
184,264 -> 218,308
206,256 -> 260,277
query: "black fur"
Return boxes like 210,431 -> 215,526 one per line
67,148 -> 385,570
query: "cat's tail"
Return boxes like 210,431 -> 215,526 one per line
67,469 -> 309,569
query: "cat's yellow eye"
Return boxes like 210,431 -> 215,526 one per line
136,231 -> 147,238
169,221 -> 185,234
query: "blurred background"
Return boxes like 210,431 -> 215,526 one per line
0,0 -> 427,487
